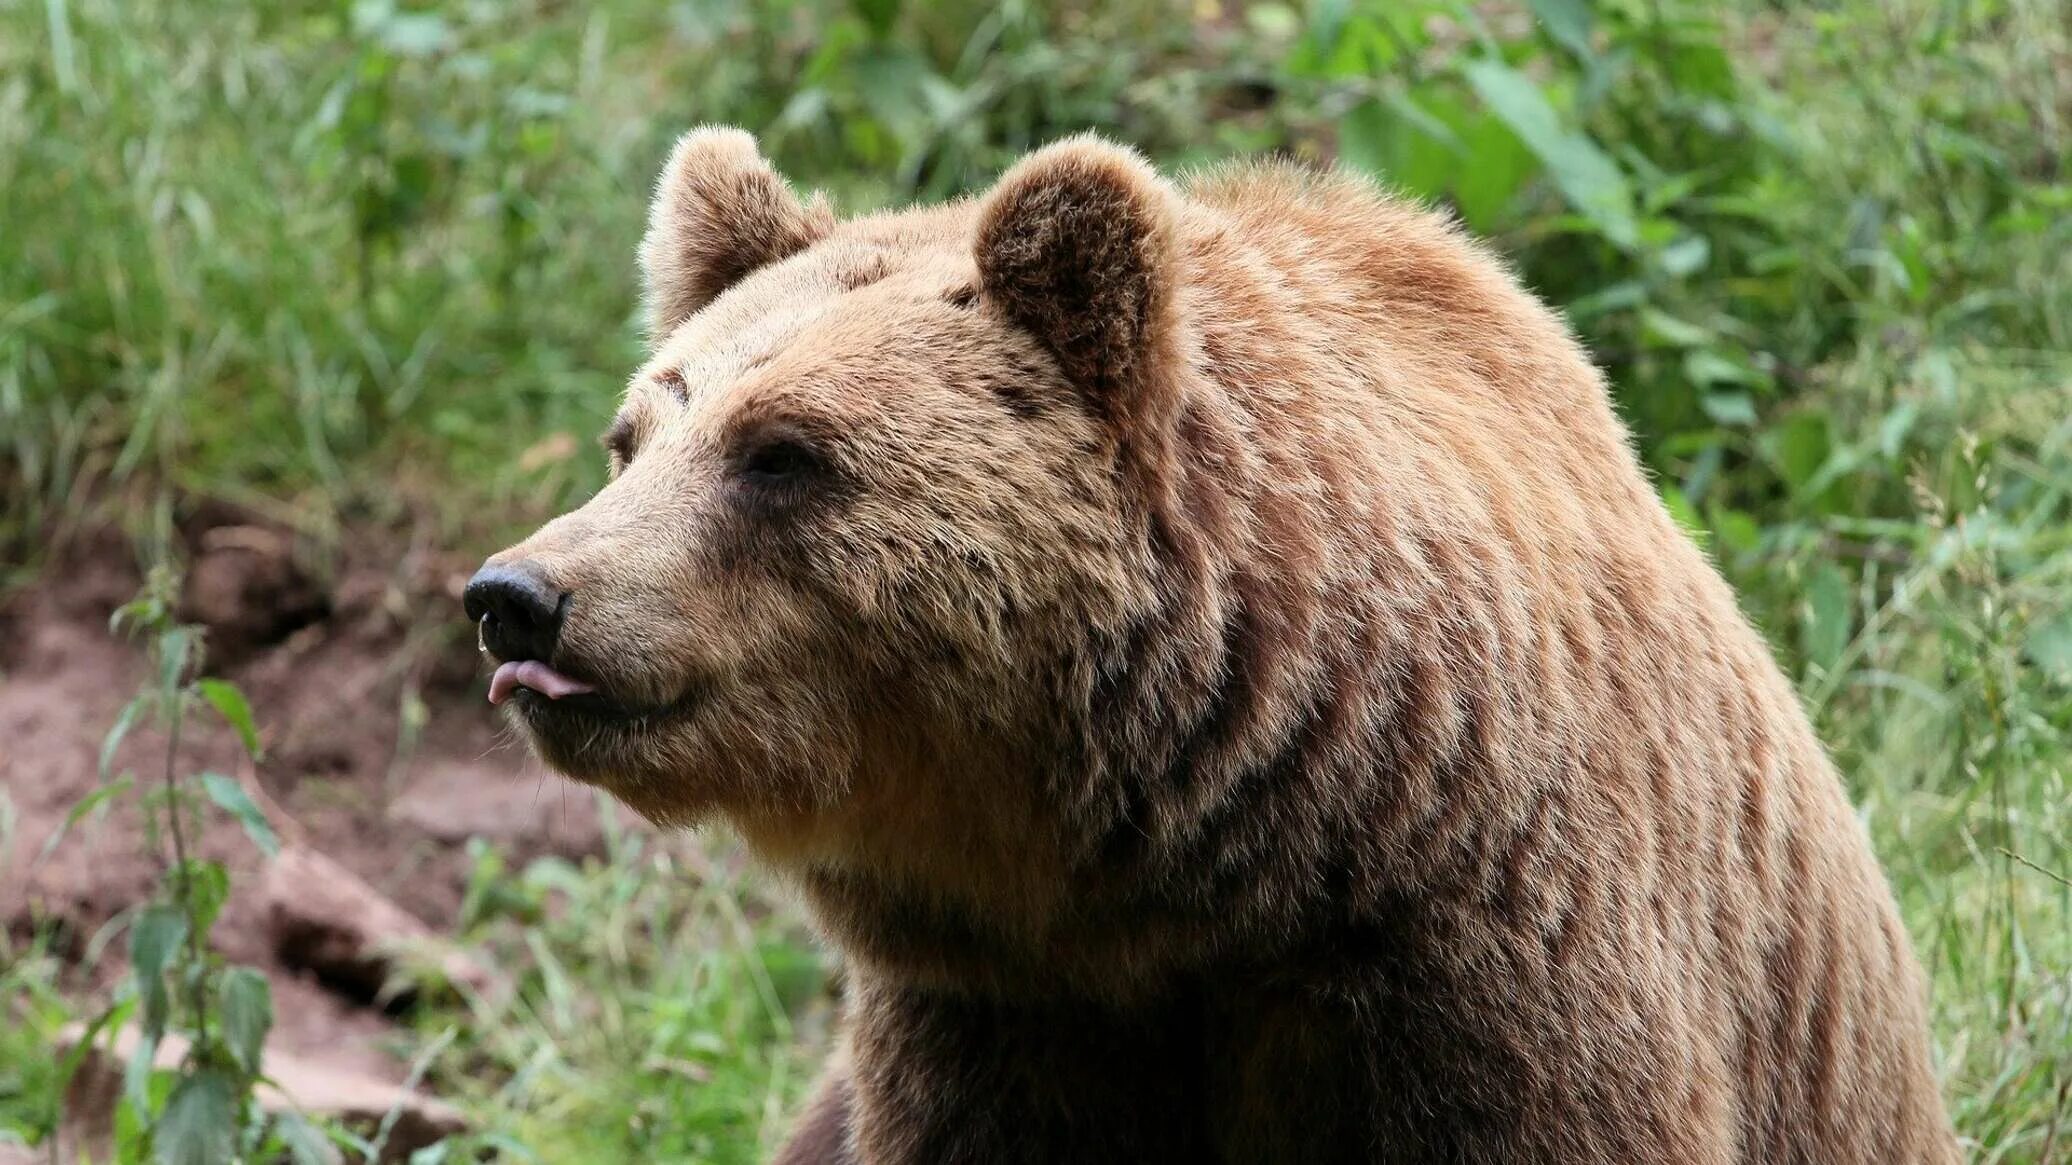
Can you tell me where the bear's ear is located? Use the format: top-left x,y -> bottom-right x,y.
974,136 -> 1180,415
639,127 -> 834,340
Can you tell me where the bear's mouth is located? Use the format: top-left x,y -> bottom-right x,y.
488,659 -> 596,704
495,662 -> 698,736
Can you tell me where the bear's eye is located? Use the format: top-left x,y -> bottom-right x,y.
736,437 -> 821,488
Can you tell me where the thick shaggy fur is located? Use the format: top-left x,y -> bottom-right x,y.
480,128 -> 1957,1163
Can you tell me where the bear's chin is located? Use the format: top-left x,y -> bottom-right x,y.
502,688 -> 803,827
506,691 -> 692,789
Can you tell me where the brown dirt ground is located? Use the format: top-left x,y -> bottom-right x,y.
0,513 -> 628,1084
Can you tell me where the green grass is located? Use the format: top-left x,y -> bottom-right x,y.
421,825 -> 827,1163
2,0 -> 2067,1160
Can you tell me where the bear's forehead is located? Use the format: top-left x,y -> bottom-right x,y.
643,224 -> 971,398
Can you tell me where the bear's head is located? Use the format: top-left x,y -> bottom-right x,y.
466,128 -> 1184,853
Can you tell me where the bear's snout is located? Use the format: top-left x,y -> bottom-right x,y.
463,560 -> 567,666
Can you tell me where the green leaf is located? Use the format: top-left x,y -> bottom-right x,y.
100,694 -> 149,779
1658,485 -> 1706,546
1686,351 -> 1759,390
1336,98 -> 1391,180
1656,234 -> 1710,278
1640,308 -> 1712,349
41,775 -> 134,860
219,968 -> 273,1074
156,1069 -> 238,1165
1445,103 -> 1535,231
174,860 -> 232,938
850,45 -> 935,144
1700,392 -> 1757,427
1800,563 -> 1852,675
125,1028 -> 162,1123
1667,37 -> 1737,100
1529,0 -> 1594,61
1336,93 -> 1487,211
1877,401 -> 1920,458
131,905 -> 188,1035
851,0 -> 899,37
1461,59 -> 1638,248
1709,506 -> 1762,555
273,1111 -> 343,1165
2027,612 -> 2072,682
1763,412 -> 1835,498
157,627 -> 195,701
53,1001 -> 128,1121
201,772 -> 280,857
196,679 -> 263,760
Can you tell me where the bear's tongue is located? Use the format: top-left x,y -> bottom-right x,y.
488,660 -> 596,705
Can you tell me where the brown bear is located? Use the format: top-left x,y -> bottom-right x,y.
463,127 -> 1958,1163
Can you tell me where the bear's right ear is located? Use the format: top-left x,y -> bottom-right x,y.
639,127 -> 834,340
974,137 -> 1180,422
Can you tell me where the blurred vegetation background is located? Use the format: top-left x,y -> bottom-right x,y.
1,0 -> 2067,1161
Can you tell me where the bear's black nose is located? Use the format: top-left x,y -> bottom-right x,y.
463,563 -> 566,664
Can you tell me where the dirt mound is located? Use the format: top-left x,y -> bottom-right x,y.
0,514 -> 632,1095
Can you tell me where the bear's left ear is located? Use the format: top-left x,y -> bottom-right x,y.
639,127 -> 834,341
975,136 -> 1180,418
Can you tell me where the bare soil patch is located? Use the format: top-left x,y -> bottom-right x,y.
1,512 -> 625,1096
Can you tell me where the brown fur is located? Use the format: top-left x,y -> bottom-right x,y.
480,130 -> 1958,1163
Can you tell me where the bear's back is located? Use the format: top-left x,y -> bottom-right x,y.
1059,163 -> 1958,1161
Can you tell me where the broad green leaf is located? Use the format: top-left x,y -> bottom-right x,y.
1307,0 -> 1353,63
131,905 -> 188,1035
1640,308 -> 1712,349
1800,563 -> 1852,675
1709,506 -> 1762,555
1686,350 -> 1761,389
1381,90 -> 1462,153
196,679 -> 263,760
273,1111 -> 344,1165
125,1028 -> 161,1122
219,967 -> 273,1074
201,772 -> 280,857
1529,0 -> 1594,61
1336,98 -> 1394,182
1700,392 -> 1757,427
1461,59 -> 1638,248
100,694 -> 149,779
851,45 -> 935,144
1338,94 -> 1476,209
157,627 -> 195,701
1763,412 -> 1834,498
1445,102 -> 1535,231
156,1069 -> 237,1165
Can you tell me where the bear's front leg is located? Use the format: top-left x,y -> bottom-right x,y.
839,975 -> 1214,1165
